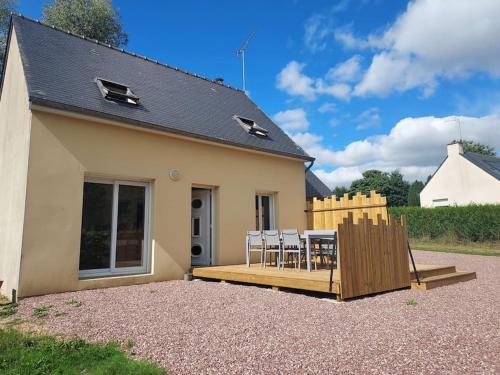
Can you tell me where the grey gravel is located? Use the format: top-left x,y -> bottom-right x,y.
13,251 -> 500,374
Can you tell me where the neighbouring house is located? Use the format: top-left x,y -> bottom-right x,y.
0,15 -> 314,299
305,170 -> 331,200
420,141 -> 500,207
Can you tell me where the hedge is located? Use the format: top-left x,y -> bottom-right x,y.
388,204 -> 500,242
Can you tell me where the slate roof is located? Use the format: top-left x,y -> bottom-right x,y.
305,170 -> 331,199
463,152 -> 500,181
3,15 -> 312,161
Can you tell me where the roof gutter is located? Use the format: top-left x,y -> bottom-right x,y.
29,97 -> 315,163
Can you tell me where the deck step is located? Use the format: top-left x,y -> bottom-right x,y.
410,265 -> 456,279
411,271 -> 476,290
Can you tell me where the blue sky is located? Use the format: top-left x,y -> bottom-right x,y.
16,0 -> 500,187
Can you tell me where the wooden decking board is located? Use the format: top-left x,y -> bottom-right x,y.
410,265 -> 456,279
411,271 -> 476,290
193,264 -> 341,294
194,263 -> 475,296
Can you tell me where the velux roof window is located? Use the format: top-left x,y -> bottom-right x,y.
96,78 -> 139,105
234,115 -> 269,137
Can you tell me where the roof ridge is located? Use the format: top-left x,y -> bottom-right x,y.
11,13 -> 244,93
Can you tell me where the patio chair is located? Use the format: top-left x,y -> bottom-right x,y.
246,231 -> 264,267
263,230 -> 282,268
315,236 -> 337,269
280,229 -> 304,270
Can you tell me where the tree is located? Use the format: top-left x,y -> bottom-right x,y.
0,0 -> 15,72
349,169 -> 409,207
461,140 -> 496,156
386,171 -> 410,207
332,186 -> 348,197
350,170 -> 390,196
43,0 -> 127,47
407,180 -> 424,206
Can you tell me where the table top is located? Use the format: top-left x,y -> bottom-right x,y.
303,230 -> 337,236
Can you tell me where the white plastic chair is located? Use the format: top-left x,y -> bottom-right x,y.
263,230 -> 281,268
281,229 -> 303,270
246,231 -> 264,267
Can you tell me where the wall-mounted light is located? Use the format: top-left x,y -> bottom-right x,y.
169,169 -> 181,181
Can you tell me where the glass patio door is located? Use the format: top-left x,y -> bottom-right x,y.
79,180 -> 150,278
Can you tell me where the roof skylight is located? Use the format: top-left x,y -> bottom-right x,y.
234,115 -> 269,137
96,78 -> 139,105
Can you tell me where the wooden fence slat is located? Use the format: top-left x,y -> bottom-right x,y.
306,191 -> 388,231
338,213 -> 410,299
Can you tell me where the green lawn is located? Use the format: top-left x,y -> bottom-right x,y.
411,240 -> 500,256
0,329 -> 165,375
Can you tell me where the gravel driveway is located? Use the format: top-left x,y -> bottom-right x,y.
11,251 -> 500,374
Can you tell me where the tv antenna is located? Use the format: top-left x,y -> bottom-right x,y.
236,31 -> 255,93
445,116 -> 463,141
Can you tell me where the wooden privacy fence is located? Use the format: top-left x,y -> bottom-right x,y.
337,213 -> 410,299
306,191 -> 388,230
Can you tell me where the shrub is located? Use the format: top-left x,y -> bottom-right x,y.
389,204 -> 500,242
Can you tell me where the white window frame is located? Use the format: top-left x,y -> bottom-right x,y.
256,193 -> 275,231
79,178 -> 151,279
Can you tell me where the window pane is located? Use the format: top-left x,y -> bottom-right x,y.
79,182 -> 113,270
261,196 -> 271,230
115,185 -> 145,268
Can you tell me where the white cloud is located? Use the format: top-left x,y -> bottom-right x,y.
276,61 -> 353,101
276,61 -> 316,100
303,1 -> 350,52
315,80 -> 352,101
304,15 -> 332,53
355,107 -> 381,130
290,132 -> 323,149
318,102 -> 336,113
272,108 -> 310,132
326,55 -> 362,82
352,0 -> 500,96
294,115 -> 500,187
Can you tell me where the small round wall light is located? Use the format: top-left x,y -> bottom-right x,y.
169,169 -> 181,181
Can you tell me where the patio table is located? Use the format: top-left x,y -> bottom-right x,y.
302,230 -> 337,272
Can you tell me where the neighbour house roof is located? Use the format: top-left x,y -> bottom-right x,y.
3,15 -> 312,161
462,152 -> 500,181
305,170 -> 331,199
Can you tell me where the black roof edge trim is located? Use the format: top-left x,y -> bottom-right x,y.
29,97 -> 315,162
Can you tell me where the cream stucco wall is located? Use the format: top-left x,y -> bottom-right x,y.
420,144 -> 500,207
16,109 -> 307,297
0,30 -> 32,300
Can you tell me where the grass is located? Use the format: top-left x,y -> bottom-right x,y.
406,299 -> 417,306
410,239 -> 500,256
67,298 -> 82,307
0,329 -> 165,375
32,304 -> 53,318
0,303 -> 18,318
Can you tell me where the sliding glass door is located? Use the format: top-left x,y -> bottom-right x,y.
79,180 -> 150,278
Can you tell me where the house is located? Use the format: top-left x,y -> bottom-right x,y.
420,142 -> 500,207
305,170 -> 331,200
0,15 -> 314,300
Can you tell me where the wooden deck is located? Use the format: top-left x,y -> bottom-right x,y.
192,263 -> 464,298
193,264 -> 341,294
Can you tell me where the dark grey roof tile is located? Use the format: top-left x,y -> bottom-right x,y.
9,15 -> 312,161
